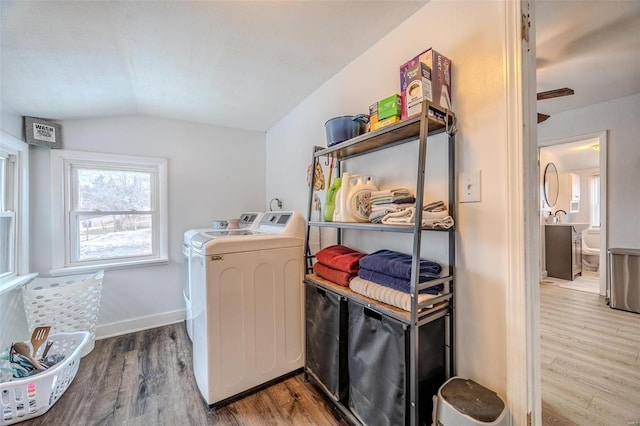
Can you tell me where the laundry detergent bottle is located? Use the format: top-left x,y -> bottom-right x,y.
346,175 -> 378,222
324,177 -> 342,222
333,173 -> 360,222
332,173 -> 353,222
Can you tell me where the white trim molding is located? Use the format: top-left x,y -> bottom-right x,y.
0,131 -> 30,289
505,0 -> 540,424
96,308 -> 185,340
50,149 -> 169,272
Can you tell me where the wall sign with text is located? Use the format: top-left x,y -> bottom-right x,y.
24,116 -> 63,149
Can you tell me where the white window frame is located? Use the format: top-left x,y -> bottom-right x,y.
589,173 -> 600,229
0,131 -> 33,294
51,150 -> 168,274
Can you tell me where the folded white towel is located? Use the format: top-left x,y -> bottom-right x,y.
423,200 -> 447,212
422,216 -> 455,229
381,207 -> 415,224
371,203 -> 413,211
349,276 -> 437,311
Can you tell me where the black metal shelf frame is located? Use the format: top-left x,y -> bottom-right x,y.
303,100 -> 457,426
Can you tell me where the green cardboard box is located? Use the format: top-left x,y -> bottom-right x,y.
377,94 -> 401,120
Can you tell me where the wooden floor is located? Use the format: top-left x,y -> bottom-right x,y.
21,324 -> 348,426
18,285 -> 640,425
540,283 -> 640,425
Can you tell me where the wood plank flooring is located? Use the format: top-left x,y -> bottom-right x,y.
20,324 -> 348,425
17,284 -> 639,425
540,283 -> 640,426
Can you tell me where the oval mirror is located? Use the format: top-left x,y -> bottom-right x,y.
543,162 -> 559,207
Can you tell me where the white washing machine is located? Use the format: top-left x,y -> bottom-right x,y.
182,212 -> 263,341
190,211 -> 305,406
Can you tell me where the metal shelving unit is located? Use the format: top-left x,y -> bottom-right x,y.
304,100 -> 457,426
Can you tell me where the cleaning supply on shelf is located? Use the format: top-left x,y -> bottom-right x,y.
345,175 -> 378,222
324,177 -> 342,222
333,172 -> 355,222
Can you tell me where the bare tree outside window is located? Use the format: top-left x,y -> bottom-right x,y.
74,168 -> 153,262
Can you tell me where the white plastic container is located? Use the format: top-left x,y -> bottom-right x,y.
22,271 -> 104,357
433,377 -> 508,426
346,175 -> 377,222
333,172 -> 353,222
333,173 -> 377,222
0,331 -> 89,425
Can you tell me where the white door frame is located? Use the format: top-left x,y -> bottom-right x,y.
505,0 -> 540,424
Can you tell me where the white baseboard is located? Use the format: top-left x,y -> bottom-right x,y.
96,309 -> 185,340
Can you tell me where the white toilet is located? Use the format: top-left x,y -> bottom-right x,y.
582,228 -> 600,271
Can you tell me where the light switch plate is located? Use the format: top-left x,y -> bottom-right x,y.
459,170 -> 481,203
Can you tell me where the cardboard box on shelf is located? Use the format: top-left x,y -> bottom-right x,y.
370,115 -> 400,131
377,94 -> 401,120
368,103 -> 378,131
400,48 -> 452,118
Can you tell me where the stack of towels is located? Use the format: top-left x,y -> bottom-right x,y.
380,200 -> 455,229
350,249 -> 443,311
365,188 -> 415,223
313,244 -> 367,287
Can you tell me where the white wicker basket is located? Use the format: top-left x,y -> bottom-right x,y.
0,331 -> 89,425
21,271 -> 104,357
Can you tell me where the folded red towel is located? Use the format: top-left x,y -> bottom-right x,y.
316,244 -> 366,273
313,262 -> 356,287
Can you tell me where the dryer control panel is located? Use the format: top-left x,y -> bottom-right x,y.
262,212 -> 292,226
257,211 -> 305,237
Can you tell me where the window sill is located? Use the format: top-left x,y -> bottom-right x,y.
0,273 -> 38,295
49,258 -> 169,276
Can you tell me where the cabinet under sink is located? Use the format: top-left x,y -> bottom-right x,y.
545,224 -> 582,280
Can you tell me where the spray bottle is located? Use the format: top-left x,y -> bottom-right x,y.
324,177 -> 342,222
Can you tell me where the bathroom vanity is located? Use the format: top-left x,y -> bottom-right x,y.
545,224 -> 583,280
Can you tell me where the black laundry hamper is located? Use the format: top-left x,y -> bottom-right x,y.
305,282 -> 349,401
347,299 -> 446,426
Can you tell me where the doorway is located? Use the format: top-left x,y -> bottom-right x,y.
538,131 -> 608,296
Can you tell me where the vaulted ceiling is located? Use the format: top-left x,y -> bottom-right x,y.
2,1 -> 639,132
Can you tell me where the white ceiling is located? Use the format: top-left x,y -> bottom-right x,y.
535,0 -> 640,119
541,138 -> 600,170
1,1 -> 639,132
0,1 -> 426,132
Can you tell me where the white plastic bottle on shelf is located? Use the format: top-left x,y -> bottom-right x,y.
333,172 -> 354,222
346,175 -> 378,222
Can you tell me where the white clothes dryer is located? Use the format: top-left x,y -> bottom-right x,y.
190,211 -> 305,406
182,212 -> 263,341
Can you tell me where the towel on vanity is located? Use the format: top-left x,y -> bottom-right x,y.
315,244 -> 366,273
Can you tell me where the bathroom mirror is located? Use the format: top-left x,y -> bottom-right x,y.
543,162 -> 559,207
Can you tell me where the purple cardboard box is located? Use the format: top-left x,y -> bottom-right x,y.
400,49 -> 452,118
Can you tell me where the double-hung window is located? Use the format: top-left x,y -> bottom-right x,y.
51,150 -> 168,273
0,149 -> 17,280
0,131 -> 30,291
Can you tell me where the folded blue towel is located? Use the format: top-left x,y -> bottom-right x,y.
358,268 -> 442,294
359,249 -> 442,280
